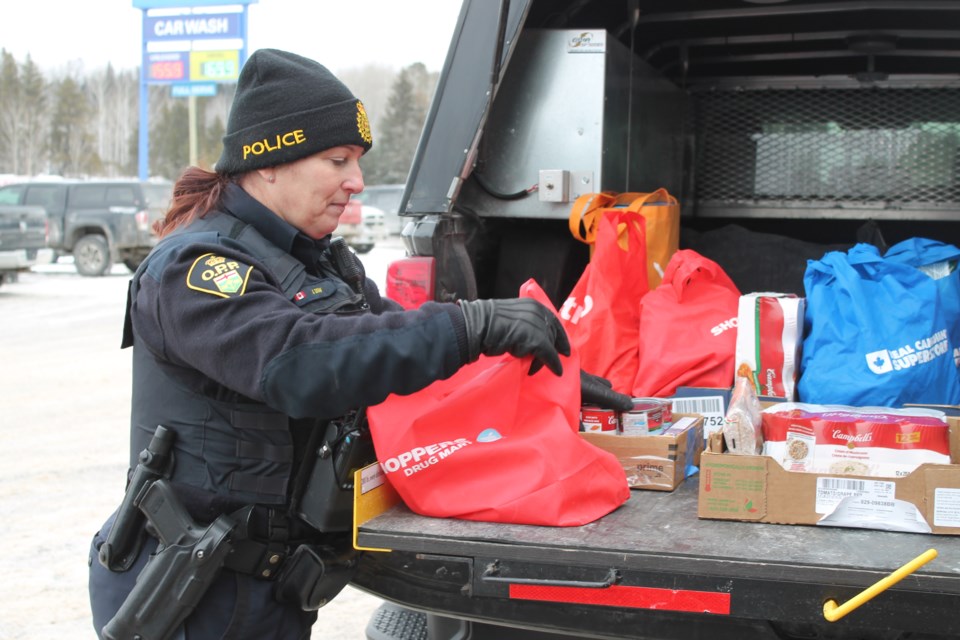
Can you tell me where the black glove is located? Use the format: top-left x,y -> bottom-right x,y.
459,298 -> 571,376
580,370 -> 633,412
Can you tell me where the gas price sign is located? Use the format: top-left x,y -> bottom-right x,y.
147,54 -> 188,82
191,51 -> 240,82
140,5 -> 247,86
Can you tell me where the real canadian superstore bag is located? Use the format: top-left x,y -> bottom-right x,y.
367,279 -> 630,527
798,242 -> 960,407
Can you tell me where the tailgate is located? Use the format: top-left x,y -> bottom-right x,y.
354,477 -> 960,639
0,206 -> 47,251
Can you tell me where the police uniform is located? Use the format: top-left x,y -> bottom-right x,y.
89,179 -> 471,637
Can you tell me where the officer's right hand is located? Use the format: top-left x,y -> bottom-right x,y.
458,298 -> 571,376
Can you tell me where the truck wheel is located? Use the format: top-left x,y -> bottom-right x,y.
74,235 -> 112,277
353,243 -> 374,254
123,257 -> 143,272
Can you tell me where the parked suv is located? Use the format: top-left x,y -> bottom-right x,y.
0,178 -> 173,276
354,184 -> 405,235
338,198 -> 376,254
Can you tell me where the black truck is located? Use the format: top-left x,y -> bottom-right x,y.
0,179 -> 173,276
0,204 -> 48,287
350,1 -> 960,639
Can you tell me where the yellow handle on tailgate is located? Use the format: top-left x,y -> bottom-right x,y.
823,549 -> 938,622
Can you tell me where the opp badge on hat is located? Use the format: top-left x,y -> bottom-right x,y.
356,101 -> 372,146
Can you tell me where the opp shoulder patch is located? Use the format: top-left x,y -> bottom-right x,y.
186,253 -> 253,298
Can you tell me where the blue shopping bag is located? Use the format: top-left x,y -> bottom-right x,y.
885,237 -> 960,337
798,242 -> 960,407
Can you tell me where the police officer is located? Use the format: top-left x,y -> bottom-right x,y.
88,48 -> 631,640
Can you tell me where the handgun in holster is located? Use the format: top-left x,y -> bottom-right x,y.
101,478 -> 250,640
99,424 -> 175,572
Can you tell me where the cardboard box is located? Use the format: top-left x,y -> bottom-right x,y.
582,414 -> 704,491
697,416 -> 960,535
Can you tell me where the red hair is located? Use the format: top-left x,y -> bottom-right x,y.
153,167 -> 232,238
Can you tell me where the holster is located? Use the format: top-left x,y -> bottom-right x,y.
273,542 -> 362,610
99,425 -> 174,572
101,480 -> 248,640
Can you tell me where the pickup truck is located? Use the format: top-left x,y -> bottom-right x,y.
0,204 -> 47,286
350,1 -> 960,639
0,179 -> 173,276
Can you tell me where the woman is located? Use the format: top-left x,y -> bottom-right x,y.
88,48 -> 629,640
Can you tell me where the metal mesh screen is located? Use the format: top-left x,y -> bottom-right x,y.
692,88 -> 960,210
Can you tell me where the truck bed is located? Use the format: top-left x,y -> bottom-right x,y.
354,476 -> 960,639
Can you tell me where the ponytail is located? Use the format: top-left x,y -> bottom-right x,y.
154,167 -> 232,238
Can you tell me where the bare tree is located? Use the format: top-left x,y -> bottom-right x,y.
19,56 -> 48,176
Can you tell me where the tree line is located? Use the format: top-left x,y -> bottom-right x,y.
0,49 -> 437,185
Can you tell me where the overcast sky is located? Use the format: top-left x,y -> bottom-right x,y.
0,0 -> 463,75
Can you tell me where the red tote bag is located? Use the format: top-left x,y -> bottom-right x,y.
560,210 -> 648,394
633,250 -> 742,398
367,279 -> 630,527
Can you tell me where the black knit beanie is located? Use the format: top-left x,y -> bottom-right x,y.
216,48 -> 373,174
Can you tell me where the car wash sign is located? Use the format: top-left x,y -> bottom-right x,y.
134,0 -> 256,86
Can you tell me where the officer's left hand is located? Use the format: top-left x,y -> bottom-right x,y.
580,370 -> 633,412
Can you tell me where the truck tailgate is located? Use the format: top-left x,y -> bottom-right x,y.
0,205 -> 47,270
354,477 -> 960,638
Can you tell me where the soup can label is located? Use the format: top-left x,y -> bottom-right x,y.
620,398 -> 666,436
581,404 -> 618,432
661,402 -> 673,428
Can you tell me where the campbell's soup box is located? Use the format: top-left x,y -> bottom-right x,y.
735,293 -> 804,401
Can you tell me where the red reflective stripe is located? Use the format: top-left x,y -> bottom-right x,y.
509,584 -> 731,614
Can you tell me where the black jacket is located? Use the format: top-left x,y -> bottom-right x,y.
123,183 -> 468,513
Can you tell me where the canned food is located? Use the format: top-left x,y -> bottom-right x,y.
661,401 -> 673,428
580,404 -> 619,432
620,398 -> 666,436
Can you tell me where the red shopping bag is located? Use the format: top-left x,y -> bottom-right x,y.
366,279 -> 630,527
560,210 -> 648,394
633,250 -> 742,397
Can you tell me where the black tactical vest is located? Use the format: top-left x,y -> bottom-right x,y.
123,211 -> 367,509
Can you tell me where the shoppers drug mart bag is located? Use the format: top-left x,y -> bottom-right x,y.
367,280 -> 630,527
633,250 -> 742,398
798,243 -> 960,407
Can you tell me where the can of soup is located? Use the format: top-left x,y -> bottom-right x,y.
580,404 -> 619,432
620,398 -> 666,435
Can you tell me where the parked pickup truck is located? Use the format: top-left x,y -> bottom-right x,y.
0,179 -> 173,276
0,204 -> 48,286
350,1 -> 960,639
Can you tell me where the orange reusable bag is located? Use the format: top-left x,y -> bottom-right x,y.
569,188 -> 680,289
560,210 -> 648,395
366,279 -> 630,527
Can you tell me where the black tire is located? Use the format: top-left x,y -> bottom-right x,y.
123,257 -> 143,272
74,234 -> 112,277
353,243 -> 375,254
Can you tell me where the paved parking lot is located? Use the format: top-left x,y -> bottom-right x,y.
0,238 -> 405,639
